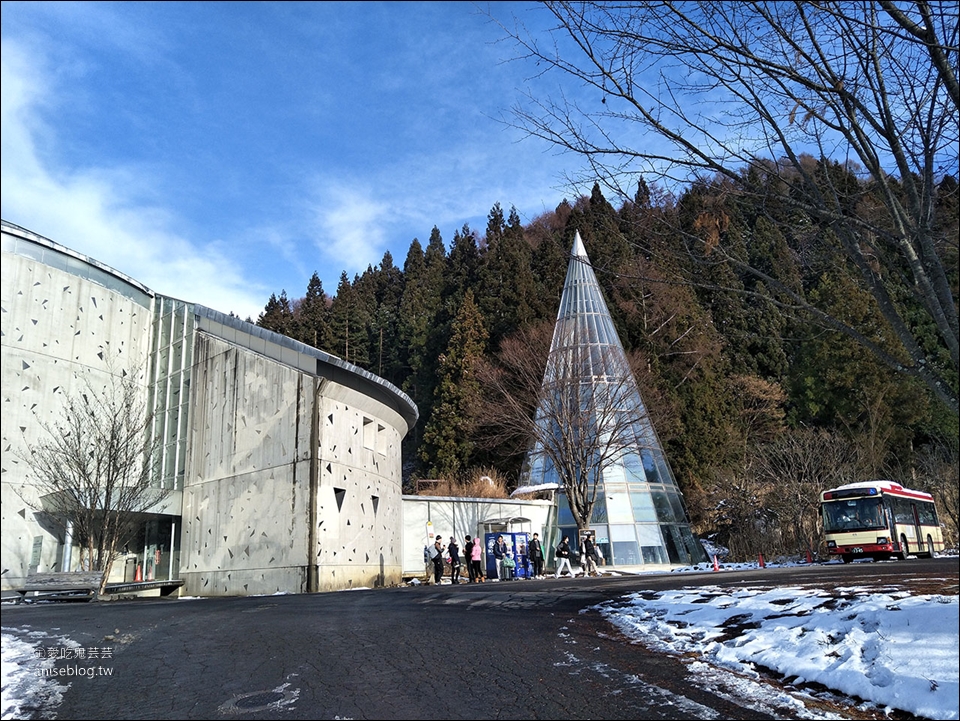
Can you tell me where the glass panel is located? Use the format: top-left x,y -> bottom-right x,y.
160,311 -> 172,349
668,493 -> 687,523
641,449 -> 661,484
166,408 -> 179,444
558,495 -> 576,526
679,526 -> 706,564
606,488 -> 633,523
613,541 -> 641,565
172,308 -> 184,344
624,453 -> 645,483
164,442 -> 177,483
641,544 -> 668,564
589,499 -> 608,524
171,341 -> 184,372
652,490 -> 676,522
662,525 -> 685,564
631,490 -> 659,522
637,523 -> 667,563
158,345 -> 170,378
656,455 -> 676,488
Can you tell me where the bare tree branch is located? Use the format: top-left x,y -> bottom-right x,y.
495,0 -> 959,412
16,360 -> 165,594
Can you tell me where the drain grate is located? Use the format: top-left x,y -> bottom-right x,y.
219,688 -> 298,714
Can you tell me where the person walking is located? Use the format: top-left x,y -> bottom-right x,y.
448,536 -> 462,584
529,533 -> 545,578
492,535 -> 509,581
555,535 -> 574,578
581,532 -> 599,577
463,535 -> 475,583
470,534 -> 484,582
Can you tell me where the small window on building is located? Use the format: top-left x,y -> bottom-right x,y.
363,417 -> 375,450
376,423 -> 387,455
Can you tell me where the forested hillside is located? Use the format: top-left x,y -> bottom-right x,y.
256,168 -> 959,560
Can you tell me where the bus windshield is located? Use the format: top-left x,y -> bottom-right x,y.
822,497 -> 885,532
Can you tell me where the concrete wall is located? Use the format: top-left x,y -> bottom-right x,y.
1,229 -> 154,589
181,334 -> 408,595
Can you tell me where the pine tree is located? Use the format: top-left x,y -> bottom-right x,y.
256,291 -> 295,337
480,205 -> 537,349
367,251 -> 404,384
293,272 -> 330,350
328,271 -> 372,368
420,290 -> 489,479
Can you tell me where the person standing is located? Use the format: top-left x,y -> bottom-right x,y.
432,535 -> 446,585
581,532 -> 599,577
492,535 -> 509,581
463,535 -> 475,583
555,535 -> 574,578
470,535 -> 484,582
529,533 -> 545,579
448,536 -> 462,584
424,536 -> 439,584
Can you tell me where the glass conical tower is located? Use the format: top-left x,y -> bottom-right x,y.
520,231 -> 707,567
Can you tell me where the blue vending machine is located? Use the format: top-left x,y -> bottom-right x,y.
484,532 -> 531,580
484,533 -> 500,580
513,532 -> 530,579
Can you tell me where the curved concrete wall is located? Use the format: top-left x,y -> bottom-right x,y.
181,334 -> 408,594
1,220 -> 416,596
1,223 -> 155,588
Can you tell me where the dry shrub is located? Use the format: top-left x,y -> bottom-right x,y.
415,468 -> 510,499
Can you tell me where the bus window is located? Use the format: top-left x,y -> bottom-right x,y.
822,498 -> 883,530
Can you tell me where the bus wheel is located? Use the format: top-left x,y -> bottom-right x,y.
898,534 -> 909,560
841,554 -> 854,564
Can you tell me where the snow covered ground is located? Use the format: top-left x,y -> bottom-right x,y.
3,561 -> 958,720
594,582 -> 959,720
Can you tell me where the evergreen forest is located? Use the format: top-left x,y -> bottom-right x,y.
255,166 -> 959,561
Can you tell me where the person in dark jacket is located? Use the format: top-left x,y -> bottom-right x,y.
448,536 -> 462,584
463,535 -> 475,583
431,536 -> 445,584
555,536 -> 574,578
529,533 -> 545,579
581,532 -> 600,577
493,535 -> 509,581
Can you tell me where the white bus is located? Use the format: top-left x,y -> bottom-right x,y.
820,480 -> 944,563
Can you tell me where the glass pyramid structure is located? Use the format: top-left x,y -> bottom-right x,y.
520,231 -> 707,566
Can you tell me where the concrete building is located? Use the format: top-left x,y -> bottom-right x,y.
1,220 -> 418,596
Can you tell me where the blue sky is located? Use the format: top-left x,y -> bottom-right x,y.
2,1 -> 589,321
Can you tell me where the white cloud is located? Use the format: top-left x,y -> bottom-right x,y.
308,181 -> 388,278
1,37 -> 270,321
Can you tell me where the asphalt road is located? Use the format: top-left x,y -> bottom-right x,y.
4,558 -> 958,720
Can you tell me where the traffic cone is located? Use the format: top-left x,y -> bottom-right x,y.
758,552 -> 766,568
806,547 -> 814,564
135,563 -> 142,582
712,555 -> 720,572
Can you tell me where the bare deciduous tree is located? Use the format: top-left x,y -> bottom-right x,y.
497,1 -> 959,413
753,428 -> 860,557
912,435 -> 960,549
475,321 -> 661,533
17,363 -> 165,595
